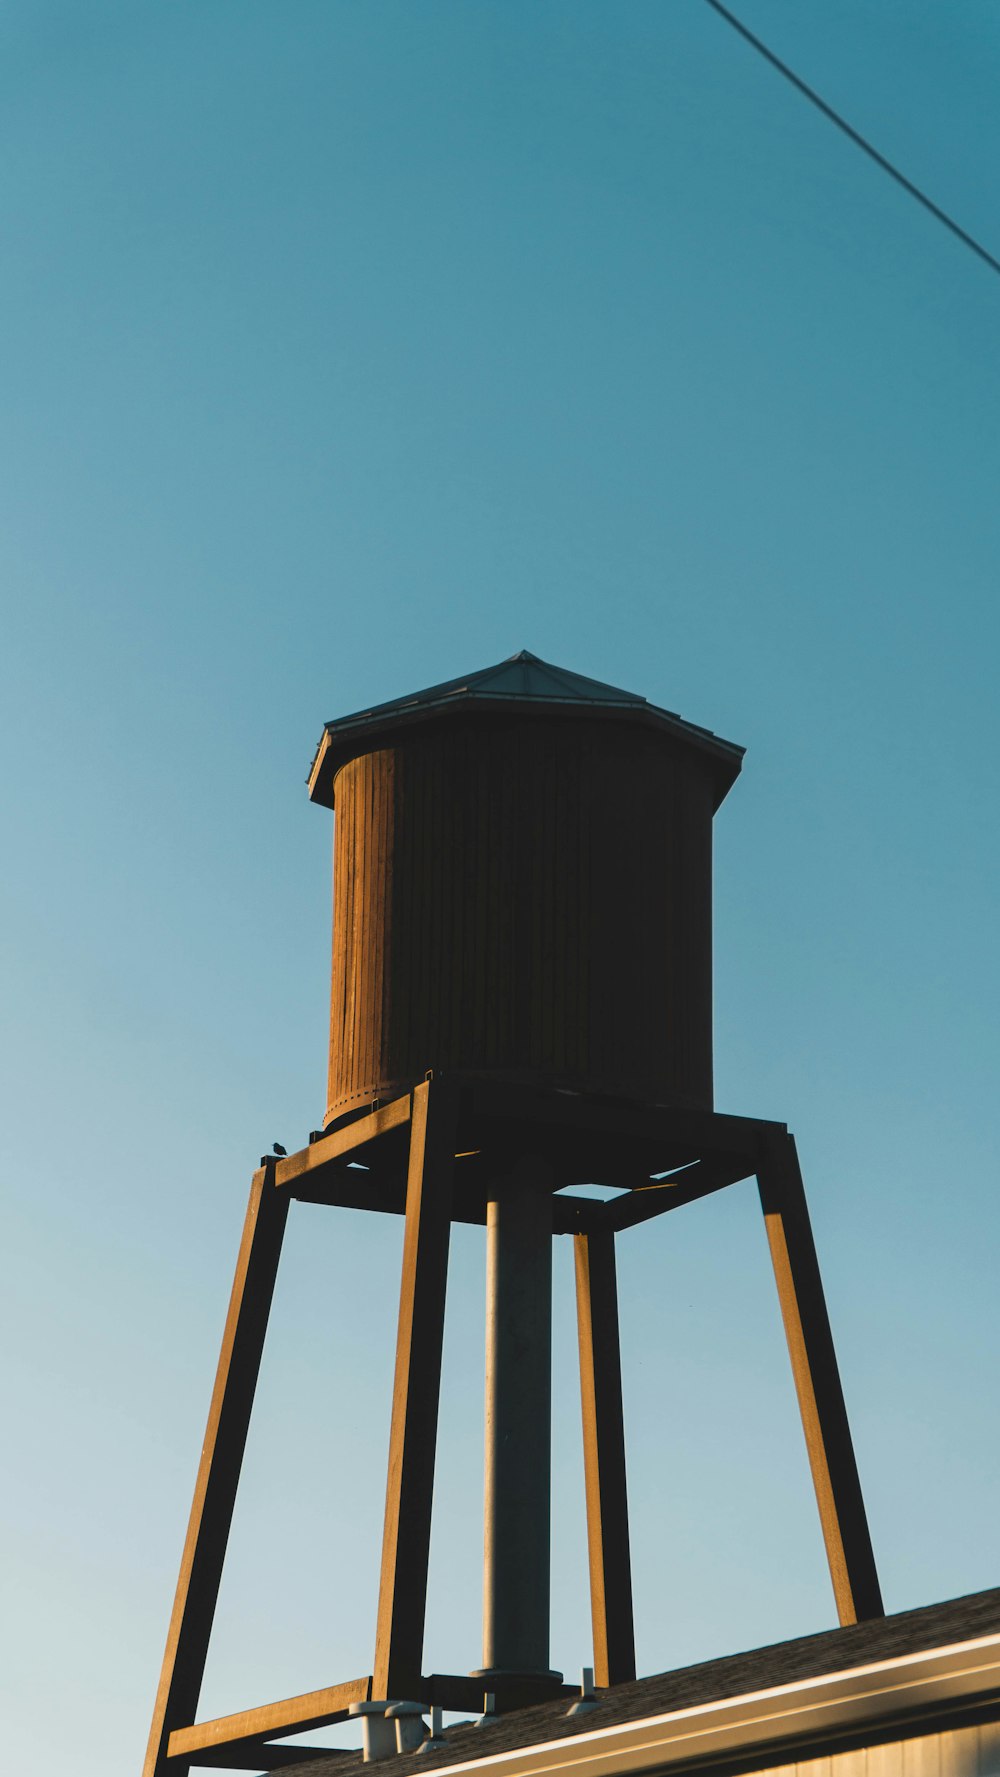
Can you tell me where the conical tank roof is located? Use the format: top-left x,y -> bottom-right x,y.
307,649 -> 743,810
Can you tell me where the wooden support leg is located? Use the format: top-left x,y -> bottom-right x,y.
373,1081 -> 458,1698
757,1132 -> 883,1625
574,1230 -> 636,1687
143,1160 -> 289,1777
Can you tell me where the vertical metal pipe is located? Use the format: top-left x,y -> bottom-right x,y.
481,1160 -> 555,1677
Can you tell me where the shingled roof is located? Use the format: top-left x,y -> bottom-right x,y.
307,650 -> 744,810
274,1587 -> 1000,1777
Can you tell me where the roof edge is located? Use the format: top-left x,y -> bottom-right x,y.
406,1632 -> 1000,1777
307,697 -> 744,811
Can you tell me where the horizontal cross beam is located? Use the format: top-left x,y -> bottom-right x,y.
273,1098 -> 412,1192
270,1084 -> 784,1207
167,1678 -> 372,1763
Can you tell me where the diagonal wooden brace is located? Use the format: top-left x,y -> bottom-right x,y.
757,1131 -> 883,1625
574,1229 -> 636,1687
143,1160 -> 289,1777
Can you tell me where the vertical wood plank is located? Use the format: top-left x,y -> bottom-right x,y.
373,1081 -> 457,1698
939,1729 -> 981,1777
868,1735 -> 903,1777
977,1719 -> 1000,1777
143,1162 -> 289,1777
902,1730 -> 941,1777
757,1132 -> 883,1625
574,1230 -> 636,1687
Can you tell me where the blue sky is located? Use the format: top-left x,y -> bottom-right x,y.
3,4 -> 1000,1772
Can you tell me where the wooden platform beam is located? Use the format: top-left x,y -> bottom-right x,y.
272,1096 -> 412,1195
166,1677 -> 371,1766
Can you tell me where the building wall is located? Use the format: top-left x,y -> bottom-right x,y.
749,1723 -> 1000,1777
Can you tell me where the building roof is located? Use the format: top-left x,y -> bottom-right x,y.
276,1587 -> 1000,1777
307,650 -> 745,810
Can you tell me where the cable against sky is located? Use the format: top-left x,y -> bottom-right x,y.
703,0 -> 1000,281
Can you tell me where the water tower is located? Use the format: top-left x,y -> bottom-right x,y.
144,651 -> 882,1776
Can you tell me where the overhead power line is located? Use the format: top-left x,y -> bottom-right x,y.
703,0 -> 1000,281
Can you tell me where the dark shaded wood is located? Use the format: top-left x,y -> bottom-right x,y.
325,720 -> 720,1124
144,1164 -> 289,1777
574,1231 -> 636,1687
280,1083 -> 779,1210
603,1155 -> 756,1233
293,1155 -> 606,1234
757,1133 -> 883,1626
373,1080 -> 458,1697
166,1678 -> 371,1763
551,1194 -> 608,1236
184,1747 -> 343,1770
422,1673 -> 576,1713
467,1079 -> 777,1167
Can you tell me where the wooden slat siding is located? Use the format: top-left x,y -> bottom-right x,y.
362,755 -> 374,1097
391,742 -> 412,1091
757,1132 -> 884,1626
558,726 -> 572,1078
371,750 -> 384,1097
426,730 -> 442,1076
574,1231 -> 636,1687
976,1719 -> 1000,1777
541,724 -> 556,1077
457,734 -> 474,1071
531,720 -> 544,1074
564,724 -> 581,1082
378,751 -> 395,1097
348,757 -> 362,1100
497,725 -> 516,1069
144,1165 -> 289,1777
273,1095 -> 411,1191
868,1739 -> 903,1777
474,729 -> 491,1072
374,1081 -> 458,1698
481,727 -> 495,1070
604,1156 -> 756,1233
401,739 -> 420,1082
693,762 -> 715,1102
326,774 -> 346,1121
338,759 -> 352,1101
362,754 -> 375,1099
325,717 -> 721,1121
351,756 -> 364,1103
167,1678 -> 372,1761
349,758 -> 361,1103
902,1735 -> 940,1777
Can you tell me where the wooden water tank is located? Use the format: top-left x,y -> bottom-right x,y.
308,652 -> 743,1127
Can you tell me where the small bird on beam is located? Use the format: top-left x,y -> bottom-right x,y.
272,1141 -> 287,1157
